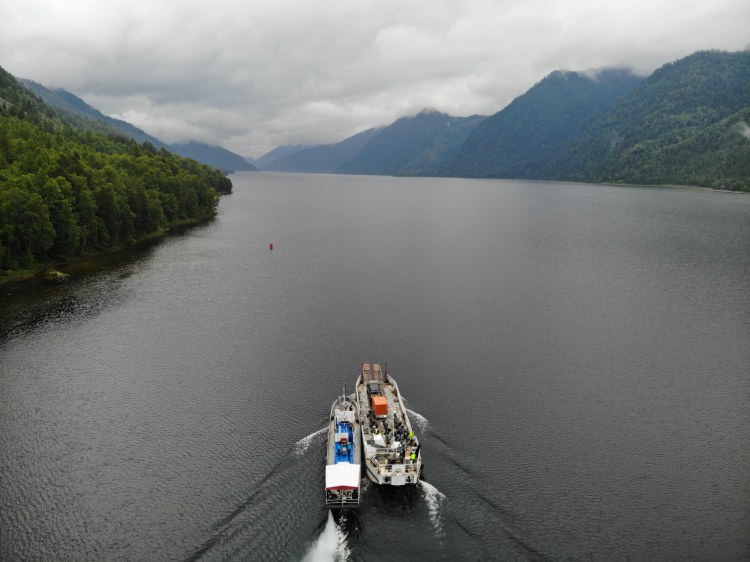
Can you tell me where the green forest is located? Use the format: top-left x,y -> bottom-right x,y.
3,49 -> 748,281
443,51 -> 750,190
558,51 -> 750,190
265,50 -> 749,191
0,67 -> 232,277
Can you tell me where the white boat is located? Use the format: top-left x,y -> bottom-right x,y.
356,363 -> 421,486
325,392 -> 362,508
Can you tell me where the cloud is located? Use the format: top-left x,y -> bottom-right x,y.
2,0 -> 749,156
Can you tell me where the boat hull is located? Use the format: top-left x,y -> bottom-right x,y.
325,394 -> 362,509
356,363 -> 421,486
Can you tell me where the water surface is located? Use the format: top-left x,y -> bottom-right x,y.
1,173 -> 749,560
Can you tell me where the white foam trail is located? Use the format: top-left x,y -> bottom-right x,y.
407,409 -> 430,432
295,427 -> 326,456
301,511 -> 349,562
420,480 -> 446,538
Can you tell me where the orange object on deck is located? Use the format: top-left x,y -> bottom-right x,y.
371,395 -> 388,417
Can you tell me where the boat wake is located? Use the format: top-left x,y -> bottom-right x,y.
301,511 -> 350,562
407,409 -> 430,432
419,480 -> 446,539
419,431 -> 548,560
295,427 -> 327,456
186,435 -> 328,561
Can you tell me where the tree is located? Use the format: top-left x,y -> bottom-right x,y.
0,185 -> 55,267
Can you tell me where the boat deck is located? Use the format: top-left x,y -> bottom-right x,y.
357,363 -> 421,484
333,421 -> 356,463
325,395 -> 361,508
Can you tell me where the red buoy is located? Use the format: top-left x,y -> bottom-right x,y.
269,243 -> 274,250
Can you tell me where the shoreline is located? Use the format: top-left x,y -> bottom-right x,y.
1,216 -> 215,288
454,175 -> 750,194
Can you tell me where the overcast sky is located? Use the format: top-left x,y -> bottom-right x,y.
1,0 -> 748,157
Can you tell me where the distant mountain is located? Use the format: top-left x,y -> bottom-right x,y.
260,112 -> 483,176
260,128 -> 380,172
25,48 -> 744,190
21,79 -> 167,146
255,145 -> 318,168
1,64 -> 232,274
338,110 -> 483,175
444,68 -> 643,178
557,50 -> 750,189
397,114 -> 485,176
21,80 -> 256,173
170,142 -> 257,172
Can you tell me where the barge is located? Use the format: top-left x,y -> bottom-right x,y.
355,363 -> 421,486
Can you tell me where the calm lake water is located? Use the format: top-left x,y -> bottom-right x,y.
1,173 -> 749,561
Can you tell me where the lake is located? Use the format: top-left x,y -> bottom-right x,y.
1,173 -> 748,561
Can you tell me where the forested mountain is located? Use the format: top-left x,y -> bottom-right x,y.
170,142 -> 257,173
254,144 -> 317,168
21,80 -> 256,173
444,69 -> 643,178
396,114 -> 485,176
0,65 -> 232,274
444,49 -> 750,190
4,46 -> 746,279
557,50 -> 750,190
338,110 -> 483,175
256,49 -> 748,190
259,128 -> 380,172
261,114 -> 483,175
21,79 -> 167,146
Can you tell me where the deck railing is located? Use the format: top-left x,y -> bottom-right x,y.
367,455 -> 421,475
325,493 -> 359,509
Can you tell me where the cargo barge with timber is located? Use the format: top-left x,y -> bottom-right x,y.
356,363 -> 422,485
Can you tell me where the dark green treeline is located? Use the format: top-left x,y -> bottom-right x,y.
0,67 -> 232,270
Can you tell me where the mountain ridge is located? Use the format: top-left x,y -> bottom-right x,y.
255,49 -> 749,190
556,50 -> 750,189
13,48 -> 750,191
258,128 -> 381,172
337,110 -> 484,175
1,65 -> 232,279
21,80 -> 257,173
443,68 -> 644,178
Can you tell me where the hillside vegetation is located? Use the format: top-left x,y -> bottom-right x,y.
337,111 -> 483,176
259,49 -> 749,191
22,79 -> 257,173
260,128 -> 381,173
0,66 -> 231,275
445,69 -> 643,178
558,50 -> 750,190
